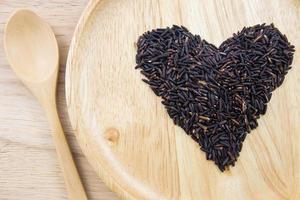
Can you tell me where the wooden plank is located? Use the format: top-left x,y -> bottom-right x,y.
0,1 -> 118,199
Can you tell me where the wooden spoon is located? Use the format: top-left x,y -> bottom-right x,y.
4,9 -> 87,200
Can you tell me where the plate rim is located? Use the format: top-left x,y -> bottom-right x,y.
65,1 -> 163,199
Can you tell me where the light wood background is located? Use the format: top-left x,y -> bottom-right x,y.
1,0 -> 300,200
0,1 -> 117,199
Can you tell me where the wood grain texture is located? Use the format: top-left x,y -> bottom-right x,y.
0,1 -> 118,200
66,0 -> 300,200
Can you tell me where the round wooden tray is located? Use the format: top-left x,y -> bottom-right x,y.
66,0 -> 300,199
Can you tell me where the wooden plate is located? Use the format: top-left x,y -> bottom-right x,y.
66,0 -> 300,199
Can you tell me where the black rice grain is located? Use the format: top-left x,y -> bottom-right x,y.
135,24 -> 295,171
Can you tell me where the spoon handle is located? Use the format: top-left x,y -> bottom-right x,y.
44,101 -> 88,200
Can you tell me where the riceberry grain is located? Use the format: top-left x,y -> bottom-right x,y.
135,24 -> 295,171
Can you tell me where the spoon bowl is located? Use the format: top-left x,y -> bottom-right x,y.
4,9 -> 58,83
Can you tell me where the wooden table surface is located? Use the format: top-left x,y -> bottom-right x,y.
0,1 -> 118,199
